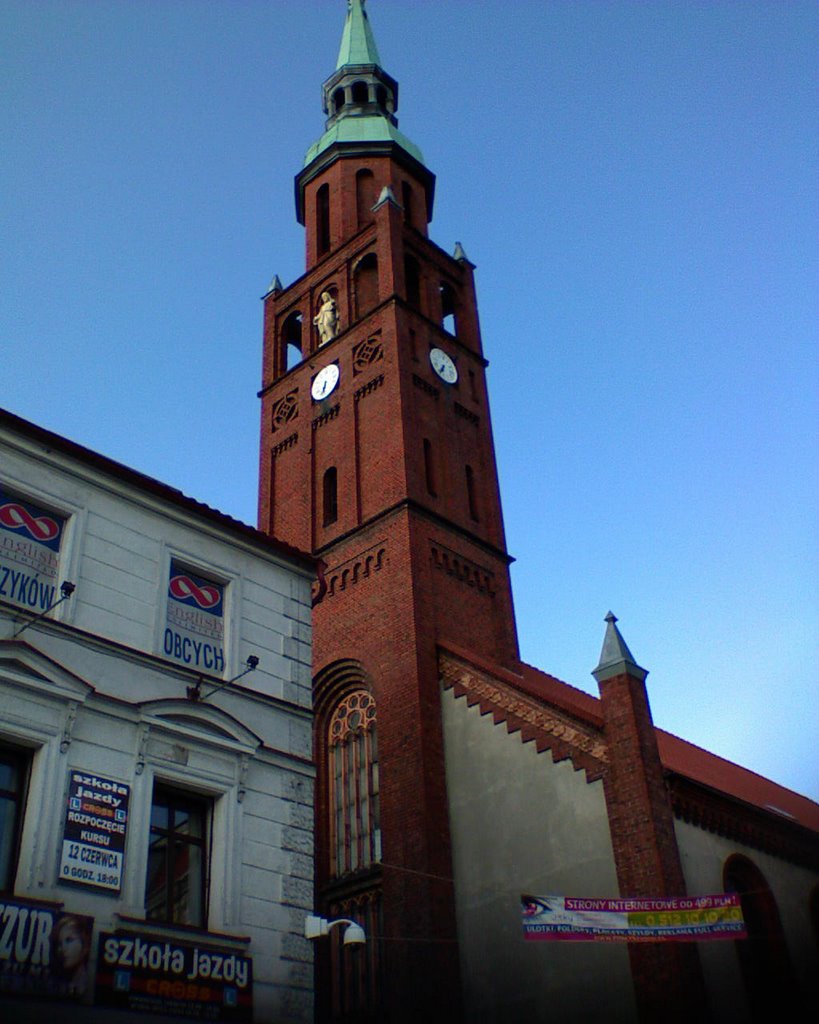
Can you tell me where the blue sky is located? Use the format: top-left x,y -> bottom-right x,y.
3,1 -> 817,800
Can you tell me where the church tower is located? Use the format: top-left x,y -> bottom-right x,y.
258,2 -> 518,1019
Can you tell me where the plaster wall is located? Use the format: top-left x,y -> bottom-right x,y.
675,818 -> 819,1022
0,423 -> 315,1024
441,685 -> 637,1023
1,430 -> 313,709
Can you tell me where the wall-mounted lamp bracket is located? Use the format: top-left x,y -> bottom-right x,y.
13,580 -> 76,637
187,654 -> 260,702
304,914 -> 366,946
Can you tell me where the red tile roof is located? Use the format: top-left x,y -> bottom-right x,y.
657,728 -> 819,833
519,660 -> 819,834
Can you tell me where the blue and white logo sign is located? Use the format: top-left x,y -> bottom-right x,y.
0,487 -> 65,612
163,561 -> 226,673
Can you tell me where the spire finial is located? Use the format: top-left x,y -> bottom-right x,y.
337,0 -> 381,70
592,611 -> 648,683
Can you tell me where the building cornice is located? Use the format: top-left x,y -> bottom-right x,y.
669,774 -> 819,871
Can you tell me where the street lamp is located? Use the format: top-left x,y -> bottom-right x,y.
304,914 -> 366,946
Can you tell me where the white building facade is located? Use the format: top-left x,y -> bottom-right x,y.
0,408 -> 316,1024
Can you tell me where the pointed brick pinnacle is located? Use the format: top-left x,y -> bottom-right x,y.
592,611 -> 648,683
262,274 -> 283,299
372,184 -> 401,211
453,241 -> 475,268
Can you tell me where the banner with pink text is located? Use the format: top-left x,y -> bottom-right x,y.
521,894 -> 746,942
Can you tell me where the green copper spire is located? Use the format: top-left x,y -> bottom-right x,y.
296,0 -> 435,226
301,0 -> 427,170
336,0 -> 382,70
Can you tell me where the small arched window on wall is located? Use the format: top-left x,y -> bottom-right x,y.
282,311 -> 303,371
440,281 -> 458,336
353,253 -> 379,320
323,467 -> 338,527
329,690 -> 380,876
356,169 -> 377,230
723,854 -> 798,1020
317,183 -> 331,258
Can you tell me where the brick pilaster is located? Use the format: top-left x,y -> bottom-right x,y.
594,614 -> 709,1022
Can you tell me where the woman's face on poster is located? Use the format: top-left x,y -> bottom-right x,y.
58,924 -> 85,970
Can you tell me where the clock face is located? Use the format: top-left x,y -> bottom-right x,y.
311,363 -> 340,401
429,347 -> 458,384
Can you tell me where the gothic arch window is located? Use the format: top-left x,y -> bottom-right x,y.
313,662 -> 384,1024
329,889 -> 383,1020
353,252 -> 379,320
355,168 -> 377,229
328,690 -> 380,876
316,183 -> 331,257
323,467 -> 338,526
351,80 -> 369,104
723,854 -> 797,1020
440,281 -> 458,336
333,87 -> 345,113
376,85 -> 388,112
282,311 -> 303,371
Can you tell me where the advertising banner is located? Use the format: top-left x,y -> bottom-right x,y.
59,771 -> 130,894
521,893 -> 746,942
0,487 -> 65,613
163,561 -> 226,673
96,932 -> 252,1020
0,899 -> 93,999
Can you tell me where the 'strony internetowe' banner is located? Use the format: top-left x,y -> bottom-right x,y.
521,894 -> 746,942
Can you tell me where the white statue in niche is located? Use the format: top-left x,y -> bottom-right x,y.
314,291 -> 339,345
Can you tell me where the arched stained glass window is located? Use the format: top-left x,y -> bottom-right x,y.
329,690 -> 380,876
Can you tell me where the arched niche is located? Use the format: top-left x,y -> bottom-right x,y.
723,854 -> 798,1019
281,311 -> 304,370
356,168 -> 377,229
353,253 -> 379,320
440,281 -> 458,335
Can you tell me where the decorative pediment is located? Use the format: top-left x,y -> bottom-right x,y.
138,698 -> 262,751
0,639 -> 94,703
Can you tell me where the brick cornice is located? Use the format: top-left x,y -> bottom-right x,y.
669,774 -> 819,871
438,650 -> 607,781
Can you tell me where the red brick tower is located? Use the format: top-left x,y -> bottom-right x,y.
257,2 -> 518,1020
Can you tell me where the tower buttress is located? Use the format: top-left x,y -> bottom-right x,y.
594,613 -> 709,1023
